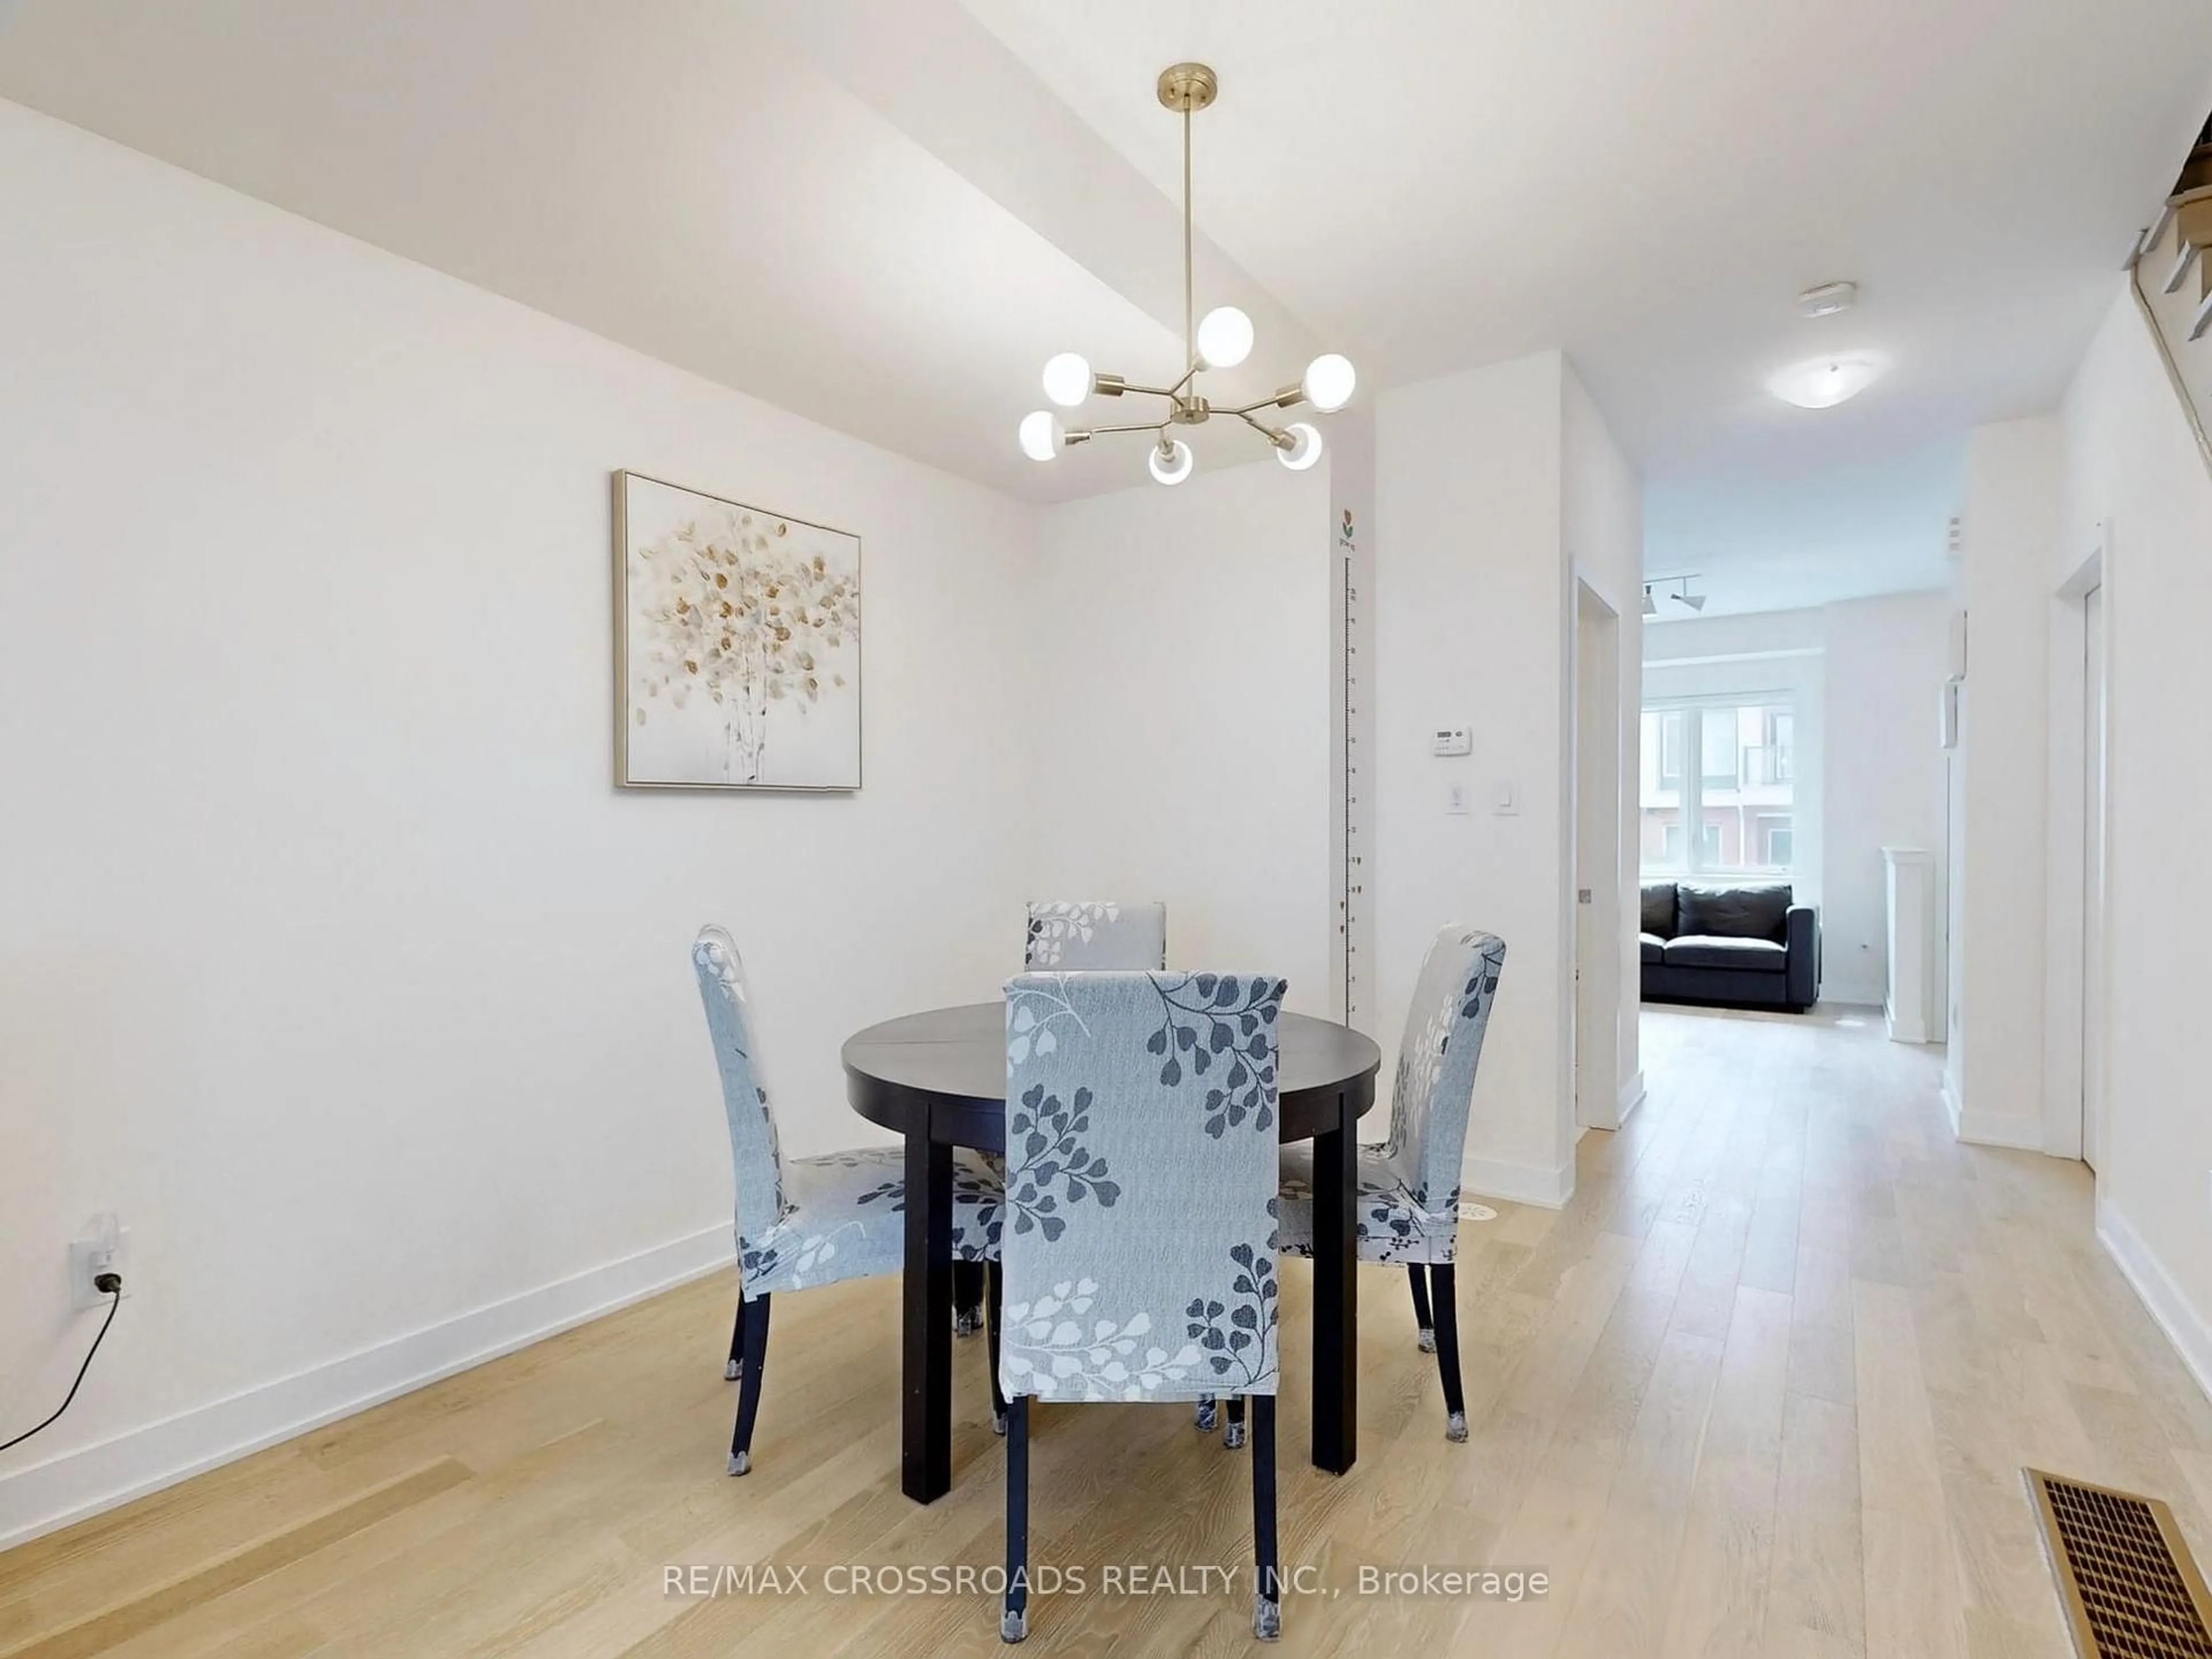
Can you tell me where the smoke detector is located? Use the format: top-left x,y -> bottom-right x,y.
1796,281 -> 1859,319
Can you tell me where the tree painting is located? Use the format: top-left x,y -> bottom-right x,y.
619,473 -> 860,789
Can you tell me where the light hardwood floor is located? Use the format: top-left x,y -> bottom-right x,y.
6,1005 -> 2211,1657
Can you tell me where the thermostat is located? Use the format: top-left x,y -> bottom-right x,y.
1431,726 -> 1472,757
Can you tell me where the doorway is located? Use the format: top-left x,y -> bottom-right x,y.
1573,580 -> 1623,1132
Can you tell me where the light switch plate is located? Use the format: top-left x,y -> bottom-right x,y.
1445,783 -> 1471,815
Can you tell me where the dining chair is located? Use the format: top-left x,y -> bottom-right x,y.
694,925 -> 1005,1471
997,969 -> 1287,1643
1021,899 -> 1169,971
953,899 -> 1172,1338
1274,926 -> 1506,1442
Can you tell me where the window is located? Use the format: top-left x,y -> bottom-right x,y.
1640,697 -> 1794,877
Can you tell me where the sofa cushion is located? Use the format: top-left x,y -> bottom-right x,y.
1677,881 -> 1792,942
1639,881 -> 1678,937
1639,931 -> 1665,964
1663,934 -> 1788,972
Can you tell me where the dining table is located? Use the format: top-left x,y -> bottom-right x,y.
843,1000 -> 1382,1505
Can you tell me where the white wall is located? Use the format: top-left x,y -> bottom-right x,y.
1372,351 -> 1640,1206
2059,285 -> 2212,1397
0,101 -> 1039,1544
1643,595 -> 1951,1010
1375,352 -> 1566,1203
1823,594 -> 1951,1009
1027,460 -> 1337,1006
1946,416 -> 2060,1146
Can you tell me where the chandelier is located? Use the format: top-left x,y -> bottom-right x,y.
1017,62 -> 1357,486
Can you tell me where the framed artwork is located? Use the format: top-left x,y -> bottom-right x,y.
614,471 -> 862,790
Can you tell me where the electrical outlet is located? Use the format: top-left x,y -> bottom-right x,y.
68,1214 -> 130,1310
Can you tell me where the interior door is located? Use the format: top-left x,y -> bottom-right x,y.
2082,582 -> 2107,1171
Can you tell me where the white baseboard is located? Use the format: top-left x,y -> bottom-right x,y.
0,1223 -> 734,1551
2097,1195 -> 2212,1407
1463,1153 -> 1574,1210
1953,1109 -> 2046,1150
1825,974 -> 1884,1010
1616,1071 -> 1646,1126
1941,1074 -> 1964,1137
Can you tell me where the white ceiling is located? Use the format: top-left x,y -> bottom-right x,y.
955,0 -> 2212,607
5,1 -> 2212,603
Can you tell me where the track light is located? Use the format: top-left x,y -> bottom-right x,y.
1645,575 -> 1707,618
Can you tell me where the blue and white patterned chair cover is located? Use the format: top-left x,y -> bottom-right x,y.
1022,900 -> 1168,970
693,925 -> 1002,1471
953,899 -> 1169,1339
1274,926 -> 1504,1444
996,969 -> 1287,1642
1276,927 -> 1505,1265
694,927 -> 1002,1295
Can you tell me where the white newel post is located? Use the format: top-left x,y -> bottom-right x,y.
1884,847 -> 1936,1044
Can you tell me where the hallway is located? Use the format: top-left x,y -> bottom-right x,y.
1532,1005 -> 2212,1657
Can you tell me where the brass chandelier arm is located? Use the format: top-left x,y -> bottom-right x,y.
1225,384 -> 1310,418
1095,376 -> 1183,400
1065,418 -> 1172,445
1235,410 -> 1294,449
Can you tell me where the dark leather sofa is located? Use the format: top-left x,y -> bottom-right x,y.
1640,880 -> 1819,1013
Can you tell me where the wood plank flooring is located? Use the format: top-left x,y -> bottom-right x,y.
5,1004 -> 2210,1656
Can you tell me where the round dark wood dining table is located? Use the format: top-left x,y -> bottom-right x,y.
843,1001 -> 1382,1505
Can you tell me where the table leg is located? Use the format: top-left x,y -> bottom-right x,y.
902,1128 -> 953,1502
1310,1087 -> 1358,1474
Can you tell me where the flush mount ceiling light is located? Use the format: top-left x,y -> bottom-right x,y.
1646,575 -> 1707,618
1017,62 -> 1356,485
1768,351 -> 1884,410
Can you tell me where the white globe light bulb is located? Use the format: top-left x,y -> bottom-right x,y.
1196,305 -> 1254,369
1302,353 -> 1357,413
1018,410 -> 1063,462
1277,422 -> 1324,472
1147,438 -> 1194,486
1041,352 -> 1093,408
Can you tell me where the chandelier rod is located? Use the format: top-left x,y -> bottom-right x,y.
1183,103 -> 1194,377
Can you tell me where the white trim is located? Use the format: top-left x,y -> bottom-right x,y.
1616,1071 -> 1646,1126
1641,646 -> 1824,668
2042,536 -> 2107,1161
1942,1074 -> 1964,1137
2097,1196 -> 2212,1407
0,1224 -> 734,1551
1462,1153 -> 1575,1210
1953,1109 -> 2046,1151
